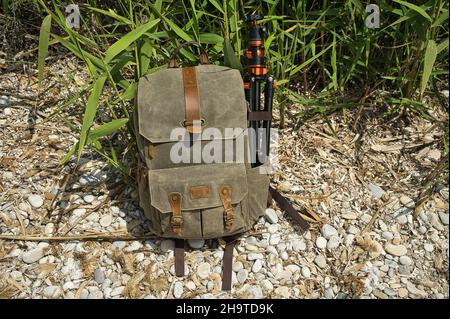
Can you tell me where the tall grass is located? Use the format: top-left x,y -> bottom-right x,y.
33,0 -> 448,170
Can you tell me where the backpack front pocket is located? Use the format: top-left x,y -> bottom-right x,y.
147,163 -> 249,239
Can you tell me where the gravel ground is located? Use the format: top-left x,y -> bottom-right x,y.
0,59 -> 448,299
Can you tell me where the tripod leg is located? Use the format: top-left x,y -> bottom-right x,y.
262,75 -> 274,164
250,77 -> 261,167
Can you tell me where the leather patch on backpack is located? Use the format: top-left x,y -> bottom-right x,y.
190,186 -> 209,199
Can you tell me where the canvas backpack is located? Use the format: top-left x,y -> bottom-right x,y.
134,41 -> 309,291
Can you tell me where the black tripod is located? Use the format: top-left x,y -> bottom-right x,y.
242,15 -> 275,168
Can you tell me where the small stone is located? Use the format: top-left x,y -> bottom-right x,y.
79,289 -> 89,299
232,261 -> 243,272
252,259 -> 262,273
248,285 -> 263,299
383,288 -> 397,297
336,292 -> 348,299
344,235 -> 355,246
424,243 -> 434,252
99,214 -> 113,227
260,279 -> 273,291
396,215 -> 408,225
429,213 -> 444,231
267,224 -> 278,234
382,232 -> 394,240
280,251 -> 289,260
406,281 -> 427,297
398,265 -> 410,276
286,265 -> 300,273
3,107 -> 11,115
186,281 -> 196,290
418,226 -> 427,234
321,224 -> 338,239
372,289 -> 388,299
112,241 -> 126,250
73,208 -> 86,216
342,212 -> 358,220
324,288 -> 335,299
197,262 -> 211,279
0,96 -> 10,106
187,239 -> 205,249
274,286 -> 290,298
301,266 -> 311,278
314,255 -> 327,269
427,149 -> 441,161
173,281 -> 183,299
44,223 -> 54,236
237,269 -> 248,283
264,208 -> 278,224
368,183 -> 384,199
83,195 -> 95,203
63,282 -> 75,291
247,252 -> 263,260
22,248 -> 44,263
385,243 -> 407,256
438,212 -> 449,225
291,239 -> 306,252
160,240 -> 175,252
110,286 -> 124,297
346,225 -> 359,235
43,286 -> 62,298
399,256 -> 412,266
88,290 -> 104,299
269,234 -> 281,245
400,196 -> 415,209
18,202 -> 30,211
94,268 -> 105,284
361,214 -> 372,223
316,237 -> 327,249
326,235 -> 340,250
27,194 -> 44,208
398,288 -> 408,298
124,241 -> 141,252
278,181 -> 292,192
266,245 -> 278,255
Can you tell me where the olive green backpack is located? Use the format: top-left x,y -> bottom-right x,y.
134,42 -> 309,291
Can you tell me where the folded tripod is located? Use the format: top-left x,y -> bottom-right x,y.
242,15 -> 275,168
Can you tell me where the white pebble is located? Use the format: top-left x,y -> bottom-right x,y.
188,239 -> 205,249
264,208 -> 279,224
252,259 -> 262,273
316,237 -> 327,249
27,194 -> 44,208
173,281 -> 183,299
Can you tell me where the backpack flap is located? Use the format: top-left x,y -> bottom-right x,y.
137,65 -> 247,143
147,163 -> 249,239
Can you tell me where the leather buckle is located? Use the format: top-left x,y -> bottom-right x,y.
168,192 -> 183,234
219,186 -> 234,231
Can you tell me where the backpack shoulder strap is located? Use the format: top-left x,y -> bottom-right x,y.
268,186 -> 310,234
221,236 -> 237,291
174,239 -> 185,277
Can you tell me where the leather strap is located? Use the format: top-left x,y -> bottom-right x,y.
168,192 -> 183,235
268,186 -> 310,234
219,186 -> 234,231
221,237 -> 236,291
174,239 -> 185,277
168,41 -> 209,68
248,111 -> 272,121
182,67 -> 202,134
